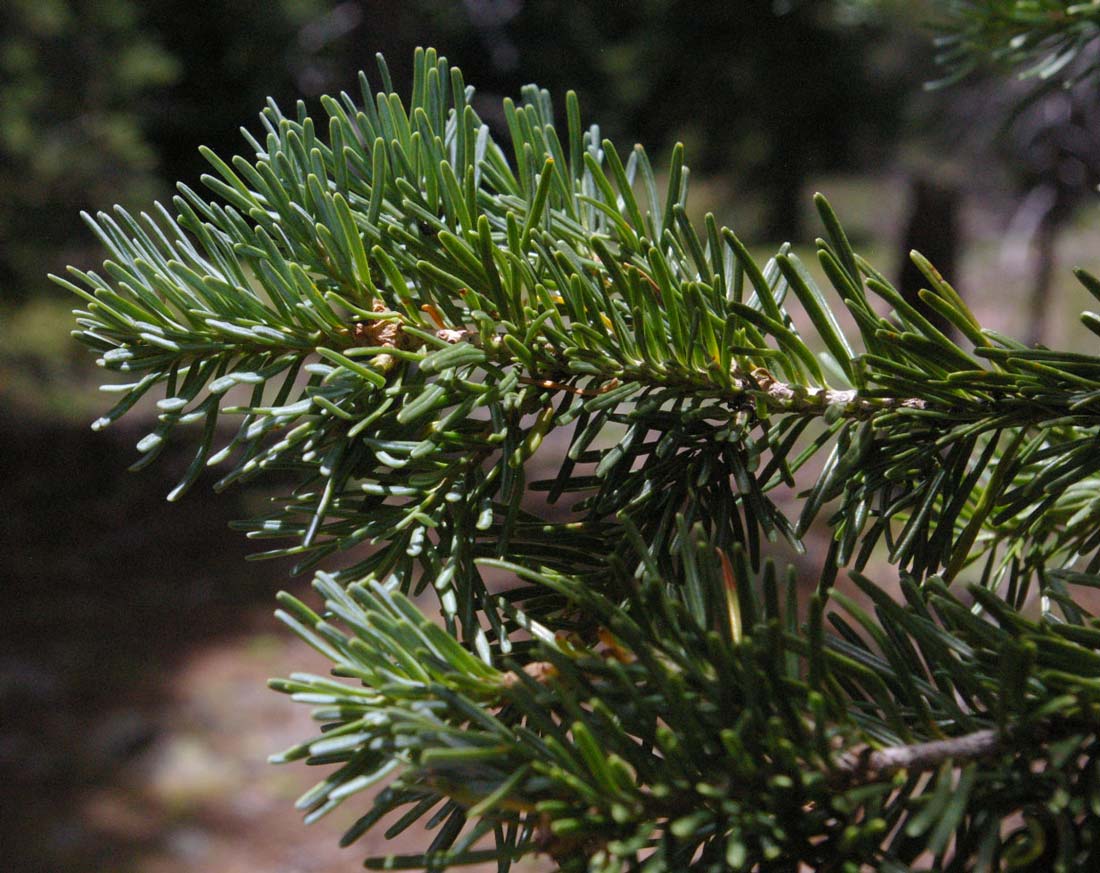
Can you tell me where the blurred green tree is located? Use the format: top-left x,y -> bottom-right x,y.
0,0 -> 336,301
591,0 -> 905,241
0,0 -> 178,300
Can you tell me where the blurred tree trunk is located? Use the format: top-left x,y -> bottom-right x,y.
1002,184 -> 1063,347
1028,211 -> 1059,347
763,144 -> 804,244
898,177 -> 961,338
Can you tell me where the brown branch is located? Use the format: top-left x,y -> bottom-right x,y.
833,728 -> 1001,784
354,309 -> 935,421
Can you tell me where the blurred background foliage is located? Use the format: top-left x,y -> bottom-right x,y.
5,2 -> 1100,872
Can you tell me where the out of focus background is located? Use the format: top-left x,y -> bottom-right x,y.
4,1 -> 1100,871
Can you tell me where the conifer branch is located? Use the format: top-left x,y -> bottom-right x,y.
64,45 -> 1100,872
931,1 -> 1100,86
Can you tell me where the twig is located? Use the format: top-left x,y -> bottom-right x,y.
833,729 -> 1001,784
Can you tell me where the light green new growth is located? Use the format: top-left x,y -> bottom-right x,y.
64,45 -> 1100,873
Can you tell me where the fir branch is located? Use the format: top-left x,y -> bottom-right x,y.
63,45 -> 1100,594
268,551 -> 1100,870
930,0 -> 1100,87
65,46 -> 1100,871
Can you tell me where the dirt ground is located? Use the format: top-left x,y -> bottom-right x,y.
0,417 -> 549,872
